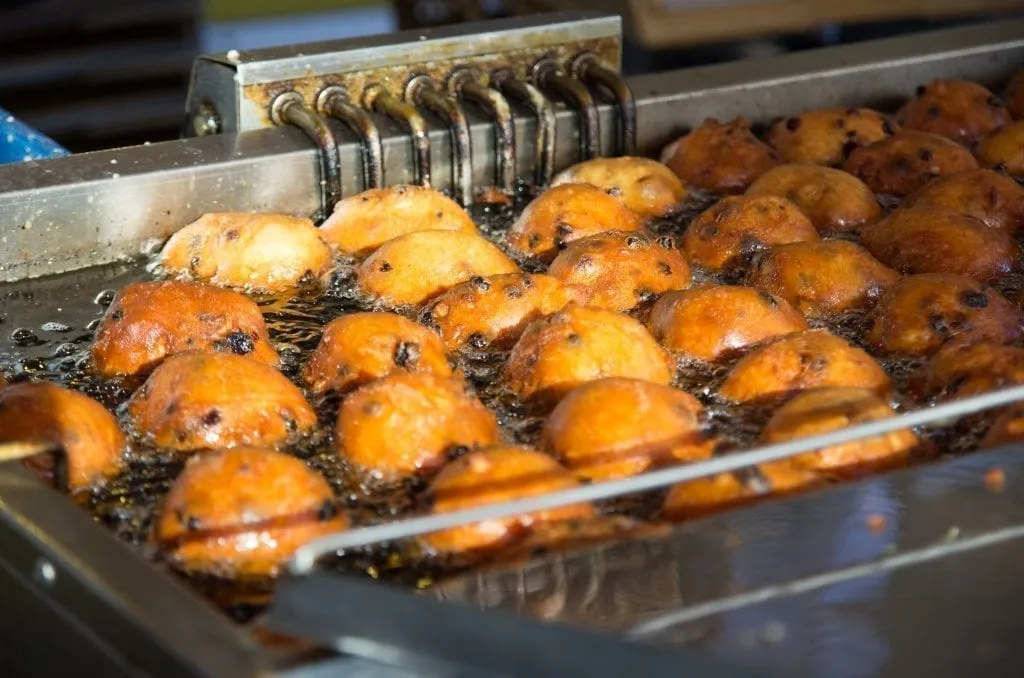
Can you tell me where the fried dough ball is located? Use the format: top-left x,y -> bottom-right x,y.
717,330 -> 891,404
747,240 -> 900,318
551,157 -> 687,219
503,304 -> 674,405
843,130 -> 979,197
547,231 -> 691,312
505,183 -> 643,261
357,230 -> 518,306
127,351 -> 316,453
975,121 -> 1024,177
746,165 -> 882,234
154,448 -> 348,578
423,446 -> 595,554
682,195 -> 818,272
896,79 -> 1010,145
647,285 -> 807,363
336,373 -> 500,482
903,169 -> 1024,234
760,387 -> 918,477
767,107 -> 896,166
159,213 -> 332,293
319,185 -> 477,257
981,404 -> 1024,448
1007,69 -> 1024,120
662,462 -> 822,521
866,274 -> 1020,357
660,117 -> 779,194
910,342 -> 1024,402
0,382 -> 125,493
90,281 -> 278,381
422,273 -> 580,351
301,312 -> 452,395
541,378 -> 712,481
860,206 -> 1020,281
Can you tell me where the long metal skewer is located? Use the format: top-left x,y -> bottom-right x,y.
289,383 -> 1024,574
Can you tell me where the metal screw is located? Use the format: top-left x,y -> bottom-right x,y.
33,558 -> 56,587
191,104 -> 222,137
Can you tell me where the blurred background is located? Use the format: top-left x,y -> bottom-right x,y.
2,0 -> 1021,154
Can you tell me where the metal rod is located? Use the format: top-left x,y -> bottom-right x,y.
533,59 -> 600,162
270,92 -> 342,220
407,75 -> 474,206
455,78 -> 517,193
288,383 -> 1024,574
365,85 -> 432,188
319,86 -> 384,190
573,52 -> 636,156
0,441 -> 68,494
494,72 -> 556,186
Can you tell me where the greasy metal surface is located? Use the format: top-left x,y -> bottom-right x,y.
366,87 -> 432,188
535,59 -> 602,162
437,445 -> 1024,677
574,54 -> 637,156
2,19 -> 1023,282
187,12 -> 622,132
271,93 -> 343,219
407,76 -> 475,206
318,86 -> 384,191
456,78 -> 518,193
0,463 -> 269,678
495,76 -> 557,186
267,572 -> 770,678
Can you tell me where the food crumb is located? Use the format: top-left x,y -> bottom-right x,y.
865,513 -> 887,533
984,467 -> 1006,493
477,187 -> 512,205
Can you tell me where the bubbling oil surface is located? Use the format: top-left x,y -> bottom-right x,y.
1,179 -> 1022,625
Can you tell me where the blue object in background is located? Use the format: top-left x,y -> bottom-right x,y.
0,106 -> 69,165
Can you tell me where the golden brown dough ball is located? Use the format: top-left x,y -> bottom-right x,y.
1007,69 -> 1024,120
903,169 -> 1024,235
503,304 -> 674,406
896,79 -> 1010,145
127,351 -> 316,453
319,185 -> 477,258
505,183 -> 643,261
647,285 -> 807,363
0,382 -> 125,493
767,107 -> 896,166
910,342 -> 1024,403
662,462 -> 822,521
159,213 -> 332,293
746,164 -> 882,234
660,117 -> 779,194
154,447 -> 348,578
843,130 -> 979,197
860,206 -> 1020,282
301,312 -> 452,395
682,195 -> 818,272
717,330 -> 891,404
865,273 -> 1020,357
422,273 -> 579,352
335,373 -> 500,482
760,387 -> 919,477
422,446 -> 595,555
547,231 -> 691,312
747,240 -> 900,318
541,377 -> 712,481
975,121 -> 1024,177
356,230 -> 518,306
982,404 -> 1024,448
90,281 -> 278,381
552,157 -> 687,219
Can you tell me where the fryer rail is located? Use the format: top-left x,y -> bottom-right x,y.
2,15 -> 1024,678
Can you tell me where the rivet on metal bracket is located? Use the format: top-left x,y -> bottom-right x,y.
270,91 -> 342,220
572,52 -> 636,157
533,58 -> 600,163
318,86 -> 384,191
364,84 -> 431,188
492,69 -> 556,187
407,74 -> 474,207
450,70 -> 517,194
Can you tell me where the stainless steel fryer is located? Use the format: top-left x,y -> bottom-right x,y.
2,14 -> 1024,678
